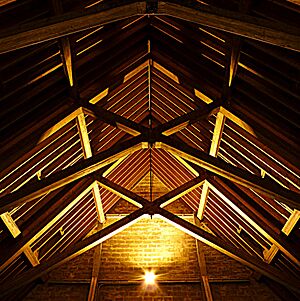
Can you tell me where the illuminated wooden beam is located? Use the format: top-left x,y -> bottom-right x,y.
0,209 -> 146,296
77,112 -> 93,158
0,212 -> 40,267
87,223 -> 103,301
218,107 -> 256,136
39,107 -> 84,142
0,135 -> 147,214
263,209 -> 300,263
153,102 -> 220,136
24,247 -> 40,267
83,105 -> 147,136
92,182 -> 105,223
209,112 -> 226,157
156,176 -> 206,208
96,177 -> 148,208
102,155 -> 128,177
171,154 -> 199,177
156,136 -> 300,209
0,2 -> 147,54
197,111 -> 225,220
208,177 -> 300,266
157,2 -> 300,51
51,0 -> 75,88
197,180 -> 210,220
1,212 -> 21,238
155,208 -> 300,292
0,179 -> 95,271
194,216 -> 214,301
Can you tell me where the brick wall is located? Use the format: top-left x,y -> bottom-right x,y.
23,215 -> 281,301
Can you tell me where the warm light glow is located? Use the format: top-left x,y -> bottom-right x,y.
144,271 -> 156,285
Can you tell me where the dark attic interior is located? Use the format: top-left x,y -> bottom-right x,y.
0,0 -> 300,300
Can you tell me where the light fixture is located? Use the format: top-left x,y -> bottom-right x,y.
144,270 -> 156,285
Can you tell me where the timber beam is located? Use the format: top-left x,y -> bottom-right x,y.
157,2 -> 300,52
1,2 -> 299,54
154,136 -> 300,209
0,135 -> 147,214
0,2 -> 147,54
1,177 -> 300,295
83,105 -> 148,136
152,101 -> 220,136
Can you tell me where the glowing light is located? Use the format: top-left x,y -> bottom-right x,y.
144,271 -> 156,285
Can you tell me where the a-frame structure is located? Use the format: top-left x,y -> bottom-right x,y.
0,0 -> 299,300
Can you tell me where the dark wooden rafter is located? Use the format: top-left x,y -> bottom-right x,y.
1,2 -> 300,54
157,2 -> 300,52
50,0 -> 78,98
155,136 -> 300,209
222,0 -> 252,101
0,2 -> 147,54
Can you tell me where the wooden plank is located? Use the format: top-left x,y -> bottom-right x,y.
155,207 -> 300,293
157,2 -> 300,51
0,2 -> 147,54
156,136 -> 300,209
197,180 -> 210,220
156,176 -> 206,208
51,0 -> 75,88
92,182 -> 105,223
1,212 -> 40,267
24,247 -> 40,267
218,107 -> 256,136
202,276 -> 214,301
209,112 -> 225,157
0,209 -> 146,296
77,112 -> 93,158
0,135 -> 147,214
155,174 -> 206,208
282,210 -> 300,235
1,212 -> 21,238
